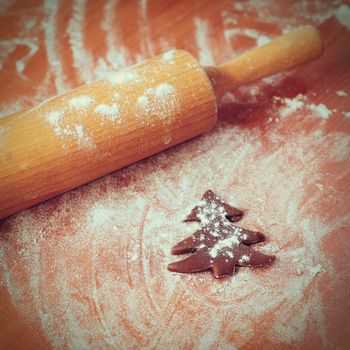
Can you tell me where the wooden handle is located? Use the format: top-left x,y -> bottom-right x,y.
206,26 -> 323,99
0,50 -> 216,219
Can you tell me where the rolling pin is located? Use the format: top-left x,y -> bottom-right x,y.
0,26 -> 323,219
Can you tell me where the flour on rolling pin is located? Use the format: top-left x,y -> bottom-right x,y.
0,49 -> 216,219
0,26 -> 323,219
137,83 -> 178,123
36,51 -> 186,150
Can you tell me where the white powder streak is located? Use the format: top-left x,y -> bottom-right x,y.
59,256 -> 91,349
91,239 -> 116,346
1,120 -> 347,348
194,17 -> 215,65
101,0 -> 129,72
67,0 -> 94,83
0,38 -> 39,73
29,242 -> 66,349
209,235 -> 240,258
138,0 -> 154,57
224,28 -> 271,50
139,0 -> 148,16
42,0 -> 67,92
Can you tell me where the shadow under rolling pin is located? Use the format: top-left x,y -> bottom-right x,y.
0,26 -> 323,219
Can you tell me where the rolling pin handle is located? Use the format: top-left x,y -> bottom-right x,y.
206,25 -> 323,101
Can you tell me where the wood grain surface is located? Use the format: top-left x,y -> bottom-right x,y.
1,1 -> 350,349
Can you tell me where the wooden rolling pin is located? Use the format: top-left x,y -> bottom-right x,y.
0,26 -> 323,219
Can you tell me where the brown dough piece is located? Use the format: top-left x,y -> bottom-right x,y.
168,190 -> 276,279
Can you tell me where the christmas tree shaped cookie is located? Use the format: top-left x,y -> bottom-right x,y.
168,190 -> 275,279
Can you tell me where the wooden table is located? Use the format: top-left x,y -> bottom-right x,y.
1,1 -> 349,349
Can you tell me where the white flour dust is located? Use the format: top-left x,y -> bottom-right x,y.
69,95 -> 93,110
1,107 -> 348,348
94,103 -> 120,121
67,0 -> 94,84
194,17 -> 215,65
137,83 -> 178,120
0,1 -> 349,349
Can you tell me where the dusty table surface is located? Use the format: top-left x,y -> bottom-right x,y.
1,0 -> 350,349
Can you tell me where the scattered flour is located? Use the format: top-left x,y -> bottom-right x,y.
239,29 -> 271,47
0,38 -> 39,74
138,0 -> 155,58
69,95 -> 93,110
42,0 -> 67,92
74,124 -> 85,143
0,1 -> 348,349
67,0 -> 94,83
148,83 -> 176,99
224,28 -> 272,52
194,17 -> 215,65
309,103 -> 332,120
1,113 -> 346,348
46,109 -> 93,148
47,110 -> 64,128
278,94 -> 305,118
276,95 -> 333,120
107,68 -> 139,85
220,91 -> 237,105
87,204 -> 116,229
137,95 -> 149,109
16,61 -> 25,73
336,90 -> 347,97
94,103 -> 120,121
81,1 -> 130,81
294,259 -> 304,276
137,83 -> 177,120
256,35 -> 271,46
335,4 -> 350,29
238,255 -> 251,264
209,234 -> 240,258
